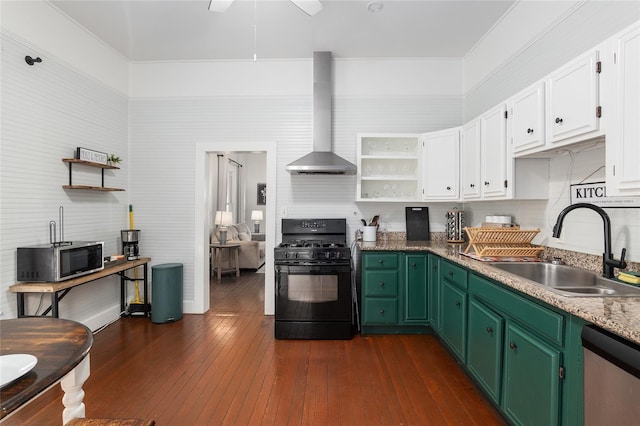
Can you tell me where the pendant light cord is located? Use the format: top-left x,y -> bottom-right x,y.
253,0 -> 257,61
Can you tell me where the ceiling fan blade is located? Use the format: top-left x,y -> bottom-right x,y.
291,0 -> 323,16
209,0 -> 234,13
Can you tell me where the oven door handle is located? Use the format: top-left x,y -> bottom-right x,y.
275,266 -> 281,292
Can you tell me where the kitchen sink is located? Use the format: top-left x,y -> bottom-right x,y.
490,262 -> 640,297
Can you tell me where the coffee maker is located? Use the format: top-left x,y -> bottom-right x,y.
121,229 -> 141,260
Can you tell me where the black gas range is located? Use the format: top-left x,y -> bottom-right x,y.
274,219 -> 353,340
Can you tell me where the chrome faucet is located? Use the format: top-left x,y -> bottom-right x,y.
552,203 -> 627,279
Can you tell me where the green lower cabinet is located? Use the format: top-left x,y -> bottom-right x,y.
440,280 -> 467,362
403,254 -> 428,323
467,298 -> 504,405
428,255 -> 441,331
503,322 -> 562,426
361,251 -> 430,332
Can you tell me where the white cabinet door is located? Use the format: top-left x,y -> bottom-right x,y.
461,119 -> 481,200
480,105 -> 508,198
607,23 -> 640,195
422,128 -> 460,201
510,82 -> 545,154
547,50 -> 599,144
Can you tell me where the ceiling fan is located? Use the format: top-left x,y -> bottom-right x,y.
209,0 -> 323,16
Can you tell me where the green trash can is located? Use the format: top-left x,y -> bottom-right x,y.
151,263 -> 183,323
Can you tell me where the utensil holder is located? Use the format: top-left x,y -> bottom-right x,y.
363,226 -> 377,242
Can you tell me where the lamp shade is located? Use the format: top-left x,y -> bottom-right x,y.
215,211 -> 233,226
251,210 -> 264,221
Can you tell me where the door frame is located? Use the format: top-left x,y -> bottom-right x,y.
193,141 -> 277,315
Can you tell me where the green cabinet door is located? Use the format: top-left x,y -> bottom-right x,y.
403,254 -> 428,323
503,322 -> 562,426
428,255 -> 440,331
440,280 -> 467,362
467,298 -> 504,404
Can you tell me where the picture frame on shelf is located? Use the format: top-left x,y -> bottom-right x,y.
76,147 -> 108,165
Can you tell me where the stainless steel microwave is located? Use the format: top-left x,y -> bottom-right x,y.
17,241 -> 104,282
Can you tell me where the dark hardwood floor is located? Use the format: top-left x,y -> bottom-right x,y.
5,271 -> 506,425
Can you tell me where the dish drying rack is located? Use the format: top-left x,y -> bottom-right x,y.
464,227 -> 543,258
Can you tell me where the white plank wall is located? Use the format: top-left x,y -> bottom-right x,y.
129,95 -> 463,307
462,147 -> 639,261
0,33 -> 129,326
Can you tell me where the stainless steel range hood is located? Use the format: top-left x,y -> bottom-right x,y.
286,52 -> 357,175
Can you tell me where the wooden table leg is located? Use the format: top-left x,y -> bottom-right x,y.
216,248 -> 222,281
61,354 -> 91,424
234,246 -> 240,277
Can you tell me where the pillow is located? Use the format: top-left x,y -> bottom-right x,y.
226,225 -> 239,241
238,232 -> 251,241
235,223 -> 252,236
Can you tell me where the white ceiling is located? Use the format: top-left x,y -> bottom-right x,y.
49,0 -> 516,62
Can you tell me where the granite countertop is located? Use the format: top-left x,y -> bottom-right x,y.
359,239 -> 640,345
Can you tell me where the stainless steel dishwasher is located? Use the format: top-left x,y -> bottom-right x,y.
581,325 -> 640,425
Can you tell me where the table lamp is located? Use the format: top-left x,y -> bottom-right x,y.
251,210 -> 263,233
215,211 -> 233,244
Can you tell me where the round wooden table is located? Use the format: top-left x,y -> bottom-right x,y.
0,317 -> 93,423
210,242 -> 241,281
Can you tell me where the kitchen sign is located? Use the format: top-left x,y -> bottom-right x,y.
76,147 -> 108,165
570,181 -> 640,208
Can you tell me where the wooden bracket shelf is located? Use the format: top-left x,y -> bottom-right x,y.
62,158 -> 124,191
63,185 -> 125,191
62,158 -> 120,169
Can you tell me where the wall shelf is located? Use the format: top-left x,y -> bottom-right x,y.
62,158 -> 124,191
356,134 -> 421,202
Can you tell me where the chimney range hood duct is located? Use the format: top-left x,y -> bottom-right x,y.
286,52 -> 357,175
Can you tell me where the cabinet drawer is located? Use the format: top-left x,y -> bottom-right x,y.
363,253 -> 399,269
469,273 -> 564,346
363,270 -> 399,297
363,298 -> 398,324
441,260 -> 468,289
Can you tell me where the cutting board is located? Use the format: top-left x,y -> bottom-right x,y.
405,207 -> 430,241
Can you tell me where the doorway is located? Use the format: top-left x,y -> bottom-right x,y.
194,141 -> 277,316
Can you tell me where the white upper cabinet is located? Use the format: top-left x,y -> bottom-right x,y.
480,104 -> 509,199
356,134 -> 421,202
510,82 -> 545,154
461,119 -> 481,200
422,128 -> 460,201
546,50 -> 600,145
606,22 -> 640,196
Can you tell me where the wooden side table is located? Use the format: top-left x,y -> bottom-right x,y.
210,243 -> 241,281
